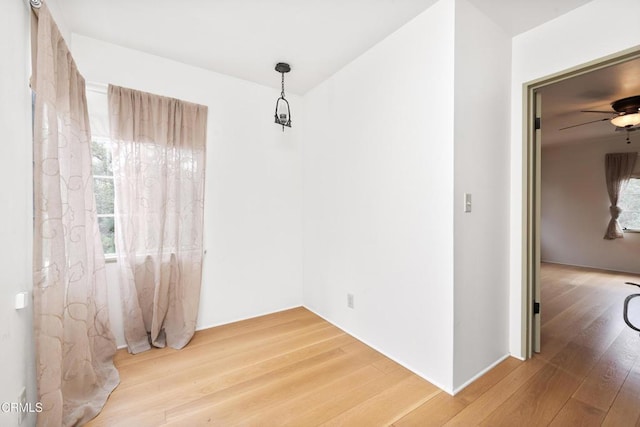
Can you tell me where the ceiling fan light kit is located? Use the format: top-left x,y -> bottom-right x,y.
608,96 -> 640,143
562,95 -> 640,143
611,112 -> 640,128
609,95 -> 640,132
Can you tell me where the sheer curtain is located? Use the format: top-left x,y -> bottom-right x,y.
603,152 -> 637,239
31,4 -> 119,426
108,85 -> 208,354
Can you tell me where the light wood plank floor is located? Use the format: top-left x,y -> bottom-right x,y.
88,263 -> 640,426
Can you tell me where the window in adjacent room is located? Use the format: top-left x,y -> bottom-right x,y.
92,138 -> 116,255
620,177 -> 640,232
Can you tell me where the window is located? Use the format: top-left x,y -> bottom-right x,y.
620,177 -> 640,232
91,138 -> 116,255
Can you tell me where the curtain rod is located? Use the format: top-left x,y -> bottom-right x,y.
30,0 -> 42,8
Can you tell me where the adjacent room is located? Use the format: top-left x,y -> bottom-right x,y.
535,55 -> 640,422
2,0 -> 640,425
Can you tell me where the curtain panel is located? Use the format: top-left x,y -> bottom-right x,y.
108,85 -> 208,354
31,4 -> 119,426
603,152 -> 637,239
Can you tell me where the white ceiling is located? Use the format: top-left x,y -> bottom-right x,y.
56,0 -> 595,94
59,0 -> 627,147
467,0 -> 594,38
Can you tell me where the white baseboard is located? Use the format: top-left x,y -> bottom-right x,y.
194,304 -> 304,333
451,353 -> 510,395
302,305 -> 453,394
541,259 -> 640,276
115,305 -> 305,352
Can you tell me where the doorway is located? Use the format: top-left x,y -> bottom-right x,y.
523,48 -> 640,358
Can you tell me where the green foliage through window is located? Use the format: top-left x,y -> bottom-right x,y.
620,178 -> 640,231
92,139 -> 116,255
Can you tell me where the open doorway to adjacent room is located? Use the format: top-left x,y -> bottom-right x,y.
523,49 -> 640,371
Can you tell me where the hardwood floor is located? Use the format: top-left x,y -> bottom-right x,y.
87,263 -> 640,426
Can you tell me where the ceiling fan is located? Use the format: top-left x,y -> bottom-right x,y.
560,95 -> 640,143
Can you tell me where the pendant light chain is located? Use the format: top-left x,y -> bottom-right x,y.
281,72 -> 286,99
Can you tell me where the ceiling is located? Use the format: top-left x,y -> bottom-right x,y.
539,58 -> 640,147
56,0 -> 595,95
57,0 -> 624,147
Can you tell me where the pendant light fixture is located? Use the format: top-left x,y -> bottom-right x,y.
274,62 -> 292,131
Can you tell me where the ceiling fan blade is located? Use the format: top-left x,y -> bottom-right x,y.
559,117 -> 611,130
580,110 -> 615,114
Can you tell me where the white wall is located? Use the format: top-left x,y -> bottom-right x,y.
302,0 -> 456,392
452,0 -> 511,391
510,0 -> 640,357
0,1 -> 36,425
70,35 -> 304,347
541,138 -> 640,274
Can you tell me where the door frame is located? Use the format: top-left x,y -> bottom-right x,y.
521,46 -> 640,358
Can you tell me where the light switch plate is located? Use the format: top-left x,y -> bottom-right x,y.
464,193 -> 472,213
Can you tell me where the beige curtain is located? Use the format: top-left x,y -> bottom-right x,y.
32,4 -> 119,426
603,152 -> 637,239
108,85 -> 207,354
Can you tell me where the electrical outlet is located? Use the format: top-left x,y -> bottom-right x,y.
18,387 -> 26,425
347,293 -> 354,309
